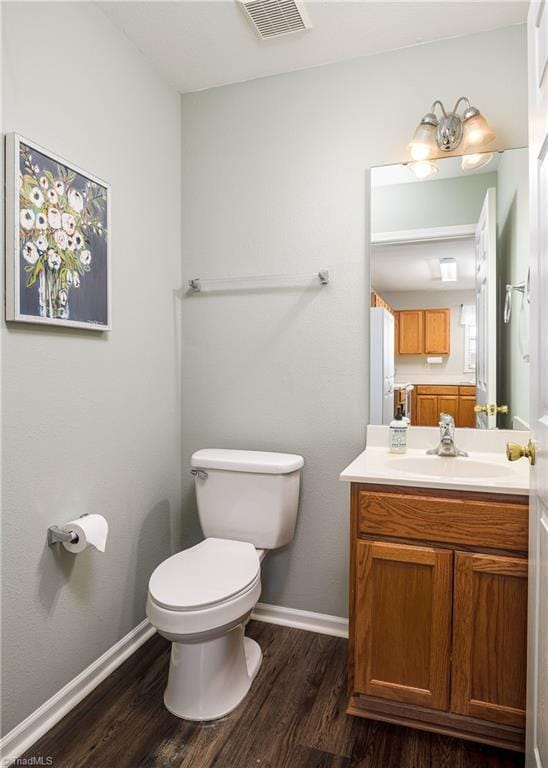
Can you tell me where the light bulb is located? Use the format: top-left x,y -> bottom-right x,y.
461,152 -> 494,172
409,160 -> 438,180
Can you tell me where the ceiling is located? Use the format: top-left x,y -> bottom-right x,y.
371,238 -> 476,293
98,1 -> 528,93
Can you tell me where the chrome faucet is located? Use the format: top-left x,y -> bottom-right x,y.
426,414 -> 468,457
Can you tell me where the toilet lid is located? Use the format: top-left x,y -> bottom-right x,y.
148,538 -> 260,611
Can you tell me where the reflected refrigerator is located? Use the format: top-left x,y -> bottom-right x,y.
370,307 -> 395,425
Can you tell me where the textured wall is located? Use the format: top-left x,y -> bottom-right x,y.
180,25 -> 528,618
1,2 -> 182,734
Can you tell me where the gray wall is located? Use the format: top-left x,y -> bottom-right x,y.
180,24 -> 528,618
1,3 -> 182,734
497,148 -> 530,428
371,173 -> 497,233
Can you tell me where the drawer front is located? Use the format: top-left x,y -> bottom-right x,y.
415,385 -> 458,395
458,386 -> 476,396
358,491 -> 528,553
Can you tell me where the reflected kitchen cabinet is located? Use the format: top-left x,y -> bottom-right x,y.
396,309 -> 450,356
396,310 -> 424,355
424,309 -> 450,355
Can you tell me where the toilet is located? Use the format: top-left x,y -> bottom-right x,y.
146,448 -> 304,721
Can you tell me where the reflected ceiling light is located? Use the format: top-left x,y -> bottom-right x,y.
440,257 -> 458,282
409,160 -> 438,179
461,152 -> 494,172
408,98 -> 495,160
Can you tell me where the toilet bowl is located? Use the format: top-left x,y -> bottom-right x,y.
146,449 -> 303,721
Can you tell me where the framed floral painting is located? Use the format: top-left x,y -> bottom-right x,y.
5,133 -> 111,330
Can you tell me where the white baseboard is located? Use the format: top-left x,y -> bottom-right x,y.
0,619 -> 155,763
251,602 -> 348,639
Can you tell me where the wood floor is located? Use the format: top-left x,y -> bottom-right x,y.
25,622 -> 525,768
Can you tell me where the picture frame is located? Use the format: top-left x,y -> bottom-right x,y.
5,133 -> 111,331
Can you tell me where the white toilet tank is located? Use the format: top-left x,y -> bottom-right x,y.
191,449 -> 304,549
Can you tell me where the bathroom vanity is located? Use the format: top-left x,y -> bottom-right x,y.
341,426 -> 530,752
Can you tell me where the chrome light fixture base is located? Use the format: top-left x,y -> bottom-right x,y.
437,113 -> 463,152
408,97 -> 495,162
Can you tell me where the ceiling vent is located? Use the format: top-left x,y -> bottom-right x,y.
238,0 -> 312,40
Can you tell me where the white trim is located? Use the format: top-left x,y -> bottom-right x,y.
513,415 -> 531,431
0,620 -> 155,763
371,223 -> 476,245
251,602 -> 348,639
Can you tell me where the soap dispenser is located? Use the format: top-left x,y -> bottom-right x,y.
389,406 -> 408,454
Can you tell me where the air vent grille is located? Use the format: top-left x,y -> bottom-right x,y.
238,0 -> 312,40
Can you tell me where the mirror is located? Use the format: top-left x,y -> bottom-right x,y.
369,148 -> 529,430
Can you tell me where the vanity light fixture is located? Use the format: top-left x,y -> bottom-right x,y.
461,152 -> 494,172
408,97 -> 495,160
440,257 -> 458,282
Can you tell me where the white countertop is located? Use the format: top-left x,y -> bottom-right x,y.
340,426 -> 530,496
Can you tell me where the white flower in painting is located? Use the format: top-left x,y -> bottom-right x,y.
79,250 -> 91,266
54,230 -> 69,249
39,176 -> 49,189
73,232 -> 84,250
29,187 -> 44,207
67,189 -> 84,213
36,235 -> 48,252
62,212 -> 76,235
35,212 -> 48,230
67,236 -> 76,251
66,271 -> 73,286
73,273 -> 80,288
47,249 -> 61,271
48,207 -> 61,229
23,242 -> 39,265
20,209 -> 35,230
33,164 -> 39,174
58,289 -> 68,306
47,189 -> 58,204
54,180 -> 65,195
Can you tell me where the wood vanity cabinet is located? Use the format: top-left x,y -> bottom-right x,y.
396,309 -> 450,355
413,385 -> 476,427
348,484 -> 529,751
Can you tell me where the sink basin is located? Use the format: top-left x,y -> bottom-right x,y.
385,455 -> 512,480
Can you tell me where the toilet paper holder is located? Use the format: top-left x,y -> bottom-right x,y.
47,514 -> 88,547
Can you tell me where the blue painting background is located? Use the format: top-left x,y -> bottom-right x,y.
18,143 -> 109,326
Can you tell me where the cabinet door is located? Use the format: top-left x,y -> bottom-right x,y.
354,540 -> 452,709
415,394 -> 439,426
397,310 -> 424,355
451,552 -> 527,727
438,394 -> 458,423
457,395 -> 477,428
424,309 -> 450,354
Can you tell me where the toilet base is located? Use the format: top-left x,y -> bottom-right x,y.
164,625 -> 262,721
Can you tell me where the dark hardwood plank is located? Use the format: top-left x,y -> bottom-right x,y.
23,623 -> 525,768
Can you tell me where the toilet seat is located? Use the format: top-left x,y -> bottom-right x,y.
148,538 -> 260,612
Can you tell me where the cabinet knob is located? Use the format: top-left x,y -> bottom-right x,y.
506,439 -> 536,465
